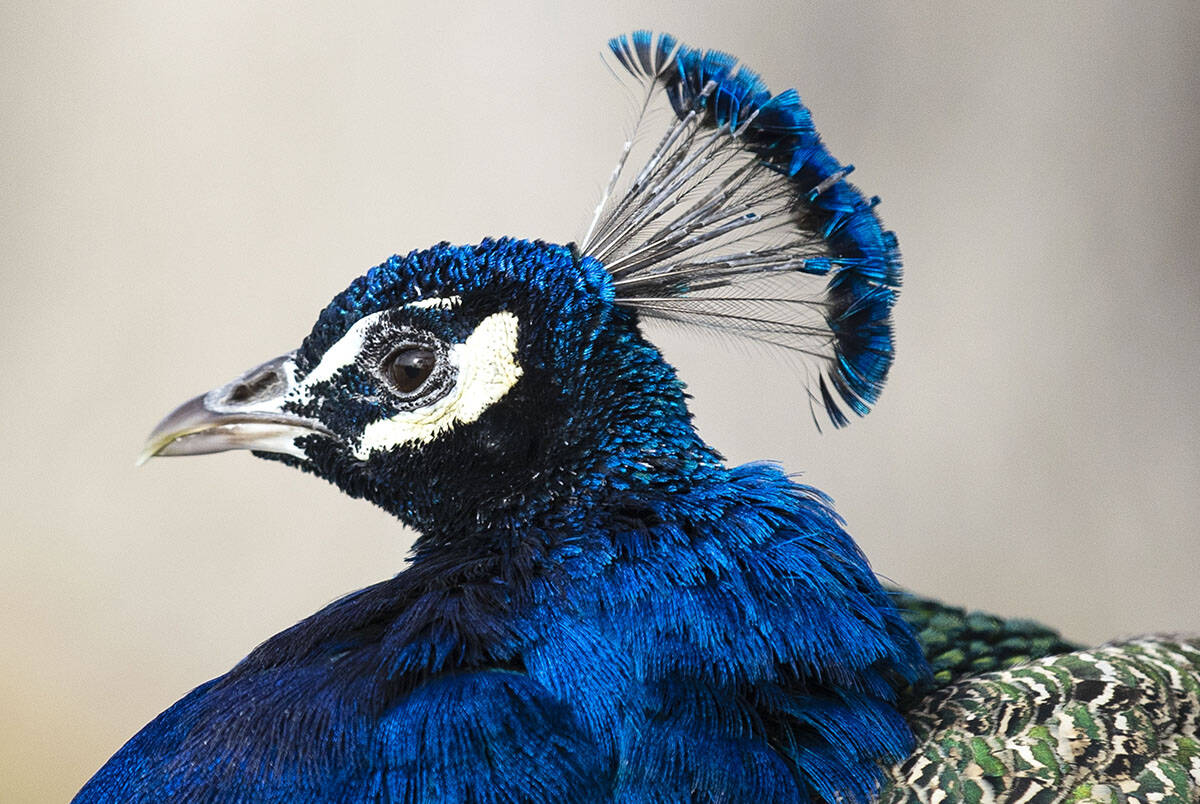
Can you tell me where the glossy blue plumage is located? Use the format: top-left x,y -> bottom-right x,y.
79,462 -> 923,800
78,34 -> 926,804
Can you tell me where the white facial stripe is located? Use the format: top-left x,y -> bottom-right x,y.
296,311 -> 383,398
354,311 -> 522,458
297,297 -> 462,398
408,295 -> 461,310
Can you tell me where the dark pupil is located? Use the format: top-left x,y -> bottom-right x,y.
386,347 -> 436,393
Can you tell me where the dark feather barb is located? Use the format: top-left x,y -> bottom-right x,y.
585,31 -> 903,428
628,308 -> 834,344
630,305 -> 836,364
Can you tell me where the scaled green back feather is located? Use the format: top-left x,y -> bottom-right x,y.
882,595 -> 1200,803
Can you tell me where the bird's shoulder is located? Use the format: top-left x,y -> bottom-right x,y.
880,637 -> 1200,803
891,589 -> 1083,687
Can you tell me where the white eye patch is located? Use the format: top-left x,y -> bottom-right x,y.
354,311 -> 522,458
287,296 -> 522,459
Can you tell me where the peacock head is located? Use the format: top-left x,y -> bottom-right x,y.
141,31 -> 904,536
140,238 -> 710,532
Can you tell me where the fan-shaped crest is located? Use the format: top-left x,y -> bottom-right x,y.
583,32 -> 902,428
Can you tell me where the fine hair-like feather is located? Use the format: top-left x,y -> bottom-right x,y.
585,32 -> 902,428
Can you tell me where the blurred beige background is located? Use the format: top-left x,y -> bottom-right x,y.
3,1 -> 1198,800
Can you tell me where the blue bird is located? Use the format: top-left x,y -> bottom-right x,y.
77,33 -> 1200,803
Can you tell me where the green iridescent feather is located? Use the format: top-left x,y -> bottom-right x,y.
881,593 -> 1200,802
890,589 -> 1083,689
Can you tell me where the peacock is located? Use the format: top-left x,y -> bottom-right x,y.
75,32 -> 1200,803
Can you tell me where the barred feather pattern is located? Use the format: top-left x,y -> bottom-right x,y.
880,638 -> 1200,803
890,590 -> 1083,688
586,32 -> 902,428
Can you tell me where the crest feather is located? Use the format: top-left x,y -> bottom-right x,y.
583,31 -> 902,429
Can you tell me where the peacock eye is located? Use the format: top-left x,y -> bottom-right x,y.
382,345 -> 436,394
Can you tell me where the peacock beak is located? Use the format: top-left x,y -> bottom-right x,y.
138,353 -> 332,465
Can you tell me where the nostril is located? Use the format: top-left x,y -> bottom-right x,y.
226,369 -> 282,404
